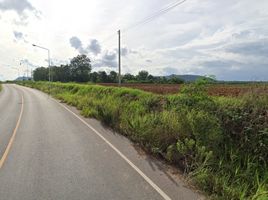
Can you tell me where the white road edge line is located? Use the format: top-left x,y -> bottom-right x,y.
52,98 -> 172,200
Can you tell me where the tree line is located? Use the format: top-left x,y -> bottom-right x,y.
33,54 -> 184,84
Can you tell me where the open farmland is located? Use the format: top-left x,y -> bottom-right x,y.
99,83 -> 268,96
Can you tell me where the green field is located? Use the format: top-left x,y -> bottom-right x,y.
18,81 -> 268,200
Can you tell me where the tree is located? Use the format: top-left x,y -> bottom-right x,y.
169,76 -> 184,84
147,74 -> 154,83
137,70 -> 149,81
90,72 -> 98,83
108,71 -> 118,83
123,73 -> 136,82
51,65 -> 71,82
69,54 -> 91,82
33,67 -> 48,81
97,71 -> 108,83
158,77 -> 167,84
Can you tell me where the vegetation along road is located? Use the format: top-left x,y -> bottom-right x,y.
0,84 -> 202,200
16,81 -> 268,200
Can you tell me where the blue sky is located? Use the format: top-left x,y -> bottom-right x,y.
0,0 -> 267,81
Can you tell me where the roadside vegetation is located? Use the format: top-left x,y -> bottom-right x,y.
0,83 -> 2,92
18,80 -> 268,200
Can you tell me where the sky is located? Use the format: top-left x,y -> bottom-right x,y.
0,0 -> 268,81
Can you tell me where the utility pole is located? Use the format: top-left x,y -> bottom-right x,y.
118,30 -> 121,86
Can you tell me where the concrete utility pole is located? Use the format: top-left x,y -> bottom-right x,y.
118,30 -> 121,86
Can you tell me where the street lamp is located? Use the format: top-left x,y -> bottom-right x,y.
32,44 -> 51,82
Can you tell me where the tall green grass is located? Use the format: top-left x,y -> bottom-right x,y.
18,81 -> 268,200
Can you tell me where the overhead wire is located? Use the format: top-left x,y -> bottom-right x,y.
99,0 -> 188,48
123,0 -> 187,32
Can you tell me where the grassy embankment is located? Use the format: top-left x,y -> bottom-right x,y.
18,81 -> 268,200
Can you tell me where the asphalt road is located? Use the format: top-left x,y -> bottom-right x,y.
0,84 -> 203,200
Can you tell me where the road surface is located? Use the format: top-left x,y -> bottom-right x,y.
0,84 -> 203,200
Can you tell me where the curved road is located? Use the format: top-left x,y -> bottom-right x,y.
0,84 -> 203,200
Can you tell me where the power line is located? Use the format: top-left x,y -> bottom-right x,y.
98,0 -> 187,47
96,0 -> 187,50
124,0 -> 187,32
123,0 -> 187,32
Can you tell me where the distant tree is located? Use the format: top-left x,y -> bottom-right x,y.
109,71 -> 118,83
169,76 -> 184,84
90,72 -> 98,83
137,70 -> 149,81
51,65 -> 71,82
97,71 -> 108,83
62,64 -> 72,82
33,67 -> 48,81
147,74 -> 154,83
70,54 -> 91,82
197,75 -> 217,85
158,77 -> 167,84
33,61 -> 187,85
123,73 -> 136,82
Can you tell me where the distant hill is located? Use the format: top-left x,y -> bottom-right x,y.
15,76 -> 32,81
165,74 -> 209,82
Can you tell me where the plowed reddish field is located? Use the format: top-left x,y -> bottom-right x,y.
99,83 -> 268,97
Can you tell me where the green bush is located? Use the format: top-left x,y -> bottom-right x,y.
18,81 -> 268,200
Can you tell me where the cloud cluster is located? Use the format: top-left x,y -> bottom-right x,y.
87,39 -> 101,56
13,30 -> 28,43
0,0 -> 34,14
69,36 -> 138,69
93,50 -> 117,68
0,0 -> 40,21
225,39 -> 268,57
69,36 -> 102,56
92,47 -> 139,69
0,0 -> 41,28
13,31 -> 23,39
69,36 -> 86,54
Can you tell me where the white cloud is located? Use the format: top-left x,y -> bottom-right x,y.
0,0 -> 268,80
87,39 -> 101,56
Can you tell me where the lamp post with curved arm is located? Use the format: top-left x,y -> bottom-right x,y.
32,44 -> 51,82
